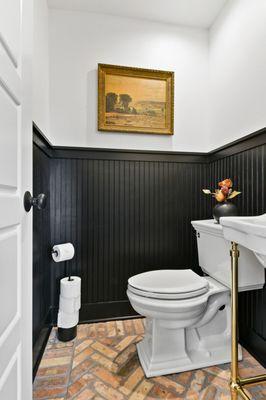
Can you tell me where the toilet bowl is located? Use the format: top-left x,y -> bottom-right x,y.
126,219 -> 265,378
127,269 -> 233,377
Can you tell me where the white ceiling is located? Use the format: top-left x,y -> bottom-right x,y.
47,0 -> 227,29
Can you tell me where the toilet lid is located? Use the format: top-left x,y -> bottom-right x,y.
128,269 -> 209,300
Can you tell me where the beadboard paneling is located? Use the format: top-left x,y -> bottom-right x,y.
210,144 -> 266,366
33,142 -> 52,375
50,157 -> 210,319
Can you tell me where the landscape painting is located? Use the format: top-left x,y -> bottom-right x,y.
98,64 -> 174,135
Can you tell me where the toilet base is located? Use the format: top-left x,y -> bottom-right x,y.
136,298 -> 242,378
137,339 -> 242,378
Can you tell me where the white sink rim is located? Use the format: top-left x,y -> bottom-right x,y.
220,214 -> 266,238
220,214 -> 266,260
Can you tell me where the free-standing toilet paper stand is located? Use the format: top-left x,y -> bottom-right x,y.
52,247 -> 73,281
52,244 -> 80,342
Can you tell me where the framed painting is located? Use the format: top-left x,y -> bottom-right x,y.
98,64 -> 174,135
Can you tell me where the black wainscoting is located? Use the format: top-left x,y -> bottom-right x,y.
32,137 -> 52,376
210,144 -> 266,367
33,124 -> 266,368
49,157 -> 210,321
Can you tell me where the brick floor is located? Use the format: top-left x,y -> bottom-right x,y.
33,319 -> 266,399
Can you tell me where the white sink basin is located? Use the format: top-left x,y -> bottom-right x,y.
220,214 -> 266,268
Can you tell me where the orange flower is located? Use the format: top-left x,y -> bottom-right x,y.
221,185 -> 229,195
219,178 -> 233,188
215,190 -> 226,202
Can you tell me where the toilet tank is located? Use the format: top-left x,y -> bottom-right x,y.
191,219 -> 265,292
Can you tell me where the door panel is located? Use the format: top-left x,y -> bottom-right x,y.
0,233 -> 18,336
0,0 -> 21,67
0,0 -> 32,399
0,44 -> 21,104
0,197 -> 20,228
0,347 -> 20,399
0,88 -> 18,188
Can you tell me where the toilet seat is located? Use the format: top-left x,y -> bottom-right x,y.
128,269 -> 209,300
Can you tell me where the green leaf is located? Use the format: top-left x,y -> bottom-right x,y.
228,191 -> 241,199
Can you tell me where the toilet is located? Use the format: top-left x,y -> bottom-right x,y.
127,219 -> 265,377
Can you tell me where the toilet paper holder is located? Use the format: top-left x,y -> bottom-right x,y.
51,247 -> 74,281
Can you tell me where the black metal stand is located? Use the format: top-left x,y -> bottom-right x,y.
58,326 -> 77,342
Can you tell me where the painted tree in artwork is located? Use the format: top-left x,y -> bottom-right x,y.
106,92 -> 118,112
119,94 -> 132,112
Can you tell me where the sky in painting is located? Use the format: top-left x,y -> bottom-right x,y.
105,74 -> 166,105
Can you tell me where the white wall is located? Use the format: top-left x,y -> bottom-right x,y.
49,10 -> 209,151
33,0 -> 51,141
209,0 -> 266,149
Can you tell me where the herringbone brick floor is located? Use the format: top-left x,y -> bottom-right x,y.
33,319 -> 266,399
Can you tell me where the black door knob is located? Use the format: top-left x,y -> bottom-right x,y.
24,191 -> 47,212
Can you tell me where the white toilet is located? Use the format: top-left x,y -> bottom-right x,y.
127,219 -> 265,377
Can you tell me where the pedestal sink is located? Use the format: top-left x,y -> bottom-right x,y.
220,214 -> 266,400
220,214 -> 266,267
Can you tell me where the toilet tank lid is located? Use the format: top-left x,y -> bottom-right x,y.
191,219 -> 223,236
128,269 -> 208,294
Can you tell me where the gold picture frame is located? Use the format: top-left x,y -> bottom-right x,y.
98,64 -> 174,135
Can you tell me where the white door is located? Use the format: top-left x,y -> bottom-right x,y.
0,1 -> 33,399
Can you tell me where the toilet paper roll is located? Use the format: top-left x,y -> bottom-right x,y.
57,310 -> 79,329
52,243 -> 75,262
59,295 -> 81,314
60,276 -> 81,299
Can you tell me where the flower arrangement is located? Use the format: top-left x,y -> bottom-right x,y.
203,178 -> 241,203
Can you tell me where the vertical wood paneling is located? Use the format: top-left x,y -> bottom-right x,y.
50,157 -> 209,317
210,144 -> 266,366
33,144 -> 51,373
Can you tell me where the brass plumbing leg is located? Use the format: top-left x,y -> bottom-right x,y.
230,242 -> 250,399
229,241 -> 266,400
230,241 -> 240,397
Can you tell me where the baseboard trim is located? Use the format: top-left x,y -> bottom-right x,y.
80,300 -> 138,323
51,300 -> 138,326
33,307 -> 53,378
33,325 -> 52,379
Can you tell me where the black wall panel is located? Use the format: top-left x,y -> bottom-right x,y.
33,142 -> 52,375
210,144 -> 266,366
49,157 -> 210,320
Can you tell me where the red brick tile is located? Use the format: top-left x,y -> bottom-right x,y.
67,373 -> 94,398
94,381 -> 125,400
70,359 -> 94,383
153,376 -> 185,394
116,320 -> 125,336
91,365 -> 121,388
91,341 -> 117,359
34,375 -> 68,388
96,322 -> 107,337
36,365 -> 69,377
106,321 -> 117,337
73,346 -> 94,368
74,339 -> 93,355
133,319 -> 145,335
43,347 -> 73,359
74,388 -> 95,399
147,385 -> 181,399
33,386 -> 66,399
